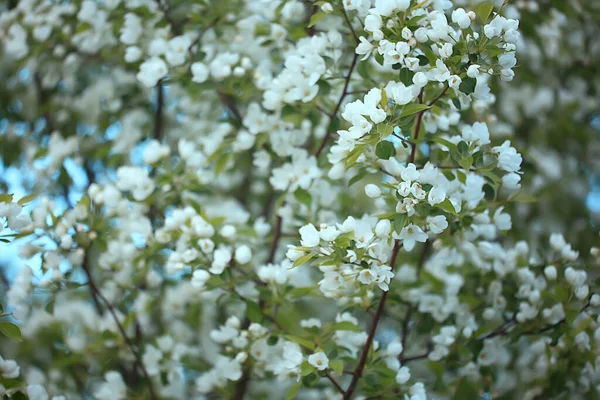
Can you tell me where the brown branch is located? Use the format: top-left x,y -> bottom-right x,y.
479,298 -> 593,341
340,7 -> 360,45
408,85 -> 449,164
399,241 -> 430,359
326,372 -> 345,394
81,252 -> 103,314
187,16 -> 221,58
267,213 -> 283,264
315,52 -> 359,157
399,351 -> 430,363
81,247 -> 158,400
230,207 -> 285,399
343,241 -> 402,399
154,0 -> 182,35
153,80 -> 164,141
427,84 -> 449,107
217,90 -> 245,126
33,71 -> 55,134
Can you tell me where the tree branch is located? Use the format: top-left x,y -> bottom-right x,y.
409,84 -> 449,164
343,241 -> 402,399
81,247 -> 159,400
399,241 -> 430,357
315,52 -> 359,157
153,80 -> 165,141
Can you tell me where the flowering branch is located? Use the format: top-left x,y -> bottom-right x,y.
343,240 -> 402,399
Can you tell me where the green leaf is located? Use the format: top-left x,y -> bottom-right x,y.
292,253 -> 314,268
17,194 -> 37,206
400,103 -> 431,118
330,360 -> 344,375
509,192 -> 538,203
451,97 -> 462,110
345,144 -> 365,168
308,11 -> 325,28
285,381 -> 302,400
458,156 -> 473,170
300,361 -> 315,376
285,334 -> 315,350
215,153 -> 230,175
375,140 -> 395,160
437,198 -> 458,215
459,77 -> 477,95
452,378 -> 480,400
393,214 -> 407,234
0,193 -> 14,203
0,321 -> 22,342
476,2 -> 495,24
332,321 -> 362,332
294,188 -> 312,208
399,68 -> 415,86
245,301 -> 263,323
430,136 -> 457,152
348,170 -> 368,187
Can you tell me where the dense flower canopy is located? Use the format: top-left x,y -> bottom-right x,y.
0,0 -> 600,399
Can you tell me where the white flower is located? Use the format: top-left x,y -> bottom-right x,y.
319,225 -> 340,241
395,366 -> 411,384
439,43 -> 453,59
355,37 -> 374,60
300,224 -> 321,247
544,266 -> 557,280
395,224 -> 427,251
412,72 -> 429,87
467,64 -> 481,78
385,81 -> 416,105
27,384 -> 49,400
125,46 -> 142,63
191,269 -> 210,289
300,318 -> 322,328
452,8 -> 471,29
493,141 -> 522,172
143,140 -> 169,164
502,173 -> 521,190
462,122 -> 490,146
401,163 -> 420,182
358,268 -> 378,285
427,215 -> 448,234
165,35 -> 191,66
365,184 -> 382,198
235,245 -> 252,264
0,356 -> 19,379
428,186 -> 446,205
191,62 -> 209,83
308,352 -> 329,370
94,371 -> 127,400
137,57 -> 168,87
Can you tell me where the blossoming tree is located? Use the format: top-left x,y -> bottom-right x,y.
1,0 -> 600,399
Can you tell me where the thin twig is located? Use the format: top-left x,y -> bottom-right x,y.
154,80 -> 164,140
399,351 -> 430,363
267,210 -> 284,264
343,241 -> 402,399
408,85 -> 449,163
340,7 -> 360,45
81,249 -> 159,400
399,241 -> 430,358
326,372 -> 345,394
315,52 -> 359,157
